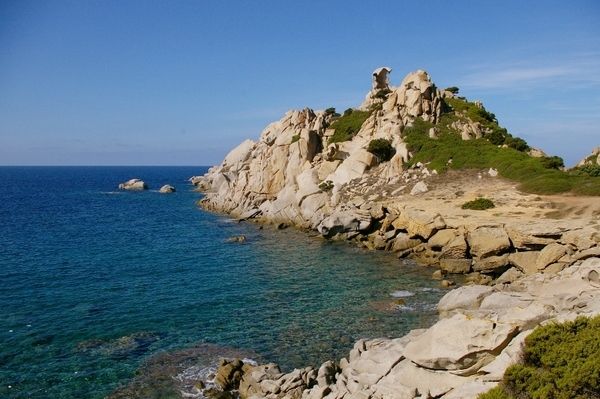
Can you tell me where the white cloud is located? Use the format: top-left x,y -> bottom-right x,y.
458,53 -> 600,90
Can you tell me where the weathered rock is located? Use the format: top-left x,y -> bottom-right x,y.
495,267 -> 524,284
159,184 -> 176,193
393,208 -> 446,240
317,210 -> 371,237
508,251 -> 540,275
410,181 -> 428,195
440,235 -> 468,259
391,233 -> 422,252
472,254 -> 509,274
536,243 -> 568,270
429,229 -> 459,249
118,178 -> 148,191
440,258 -> 472,274
437,285 -> 494,314
467,227 -> 511,258
404,313 -> 518,372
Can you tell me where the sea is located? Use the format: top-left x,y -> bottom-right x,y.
0,166 -> 446,398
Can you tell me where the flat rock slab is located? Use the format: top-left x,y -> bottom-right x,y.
403,313 -> 517,371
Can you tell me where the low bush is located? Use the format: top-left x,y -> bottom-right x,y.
445,86 -> 460,94
367,139 -> 396,162
343,108 -> 353,116
328,110 -> 372,144
291,134 -> 300,143
461,198 -> 495,210
540,155 -> 564,170
324,107 -> 340,117
373,88 -> 391,99
479,315 -> 600,399
318,180 -> 334,191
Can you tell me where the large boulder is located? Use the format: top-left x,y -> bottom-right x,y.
317,209 -> 372,237
467,227 -> 511,258
403,313 -> 518,373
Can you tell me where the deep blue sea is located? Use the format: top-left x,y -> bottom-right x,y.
0,166 -> 445,398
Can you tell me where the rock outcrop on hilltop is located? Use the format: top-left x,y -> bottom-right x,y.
197,68 -> 442,226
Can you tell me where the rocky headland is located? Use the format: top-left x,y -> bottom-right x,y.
192,67 -> 600,398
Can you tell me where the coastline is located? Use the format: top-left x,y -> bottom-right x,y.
187,67 -> 600,398
193,194 -> 600,399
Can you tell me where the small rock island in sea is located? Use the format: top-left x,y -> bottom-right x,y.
118,178 -> 148,191
187,67 -> 600,399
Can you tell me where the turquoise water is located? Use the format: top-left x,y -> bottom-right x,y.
0,166 -> 444,398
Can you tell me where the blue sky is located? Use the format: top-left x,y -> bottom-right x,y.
1,1 -> 599,166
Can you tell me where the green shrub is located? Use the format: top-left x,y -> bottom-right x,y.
461,198 -> 495,210
291,134 -> 300,143
367,139 -> 396,162
478,387 -> 511,399
487,128 -> 507,145
479,315 -> 600,399
318,180 -> 334,191
445,86 -> 460,94
343,108 -> 353,116
328,110 -> 372,144
324,107 -> 340,117
540,156 -> 564,170
505,136 -> 530,152
373,88 -> 391,99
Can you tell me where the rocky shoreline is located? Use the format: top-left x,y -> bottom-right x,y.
190,67 -> 600,398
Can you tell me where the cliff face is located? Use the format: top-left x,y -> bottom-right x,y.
197,69 -> 443,229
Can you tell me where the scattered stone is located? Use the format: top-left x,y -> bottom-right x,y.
410,181 -> 429,195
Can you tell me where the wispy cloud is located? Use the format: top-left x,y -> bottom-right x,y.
458,53 -> 600,90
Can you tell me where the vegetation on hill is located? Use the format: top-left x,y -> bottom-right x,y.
478,315 -> 600,399
403,100 -> 600,196
328,109 -> 372,144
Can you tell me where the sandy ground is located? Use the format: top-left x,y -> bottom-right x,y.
350,170 -> 600,231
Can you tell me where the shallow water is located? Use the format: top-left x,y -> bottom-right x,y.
0,166 -> 445,398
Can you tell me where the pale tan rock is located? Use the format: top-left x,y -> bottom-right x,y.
467,227 -> 511,258
391,233 -> 422,252
404,313 -> 518,372
393,208 -> 446,240
440,259 -> 472,274
437,285 -> 494,314
508,251 -> 540,275
429,229 -> 459,249
536,243 -> 567,270
441,235 -> 468,259
472,255 -> 509,273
